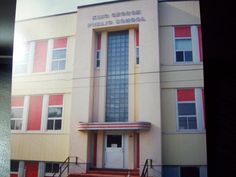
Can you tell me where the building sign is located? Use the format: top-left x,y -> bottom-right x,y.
87,10 -> 146,28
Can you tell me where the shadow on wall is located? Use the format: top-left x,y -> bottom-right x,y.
159,1 -> 201,25
0,62 -> 12,177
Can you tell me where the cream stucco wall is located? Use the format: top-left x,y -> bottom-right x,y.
159,1 -> 206,166
11,14 -> 76,162
70,0 -> 162,169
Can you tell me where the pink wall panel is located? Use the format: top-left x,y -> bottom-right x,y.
136,30 -> 139,46
27,96 -> 43,130
33,40 -> 47,73
11,96 -> 24,107
53,37 -> 67,48
177,89 -> 195,101
96,33 -> 101,50
49,95 -> 63,105
175,26 -> 191,37
10,174 -> 18,177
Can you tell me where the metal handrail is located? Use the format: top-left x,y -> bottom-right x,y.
141,159 -> 152,177
52,156 -> 78,177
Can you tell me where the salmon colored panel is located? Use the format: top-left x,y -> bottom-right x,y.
25,162 -> 38,177
175,26 -> 191,37
136,133 -> 140,169
177,89 -> 195,101
27,96 -> 43,130
10,174 -> 18,177
198,26 -> 203,61
93,133 -> 97,167
49,95 -> 63,105
97,33 -> 101,50
11,96 -> 24,107
53,38 -> 67,48
33,40 -> 47,73
136,30 -> 139,46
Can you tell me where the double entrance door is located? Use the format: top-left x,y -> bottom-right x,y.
104,133 -> 127,169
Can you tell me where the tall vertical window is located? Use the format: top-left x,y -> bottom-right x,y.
177,88 -> 205,131
47,95 -> 63,130
136,30 -> 139,64
175,26 -> 193,62
52,38 -> 67,71
11,96 -> 24,130
177,89 -> 197,130
106,31 -> 129,122
95,33 -> 101,68
174,26 -> 203,63
14,43 -> 30,74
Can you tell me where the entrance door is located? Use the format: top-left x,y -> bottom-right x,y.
105,134 -> 124,168
25,162 -> 38,177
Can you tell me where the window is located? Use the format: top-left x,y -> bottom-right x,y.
52,38 -> 67,71
175,38 -> 193,62
14,43 -> 30,74
11,96 -> 24,130
45,162 -> 60,174
47,95 -> 63,130
174,26 -> 203,63
177,88 -> 205,131
95,33 -> 101,68
10,160 -> 19,172
136,30 -> 139,64
180,167 -> 200,177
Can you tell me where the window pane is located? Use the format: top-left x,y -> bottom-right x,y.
136,48 -> 139,64
55,120 -> 62,130
48,107 -> 62,118
11,108 -> 23,118
10,161 -> 19,172
52,49 -> 66,59
11,120 -> 15,130
175,39 -> 192,50
52,61 -> 59,71
188,117 -> 197,129
59,60 -> 66,70
15,120 -> 22,130
47,120 -> 54,130
45,163 -> 52,173
107,135 -> 122,147
185,51 -> 193,61
176,51 -> 184,62
53,163 -> 60,173
178,103 -> 196,115
179,117 -> 188,129
96,59 -> 100,67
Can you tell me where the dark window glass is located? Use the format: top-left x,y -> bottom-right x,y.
46,163 -> 60,173
178,103 -> 196,115
96,59 -> 100,67
179,117 -> 188,129
176,51 -> 184,62
47,120 -> 54,130
188,117 -> 197,129
180,167 -> 200,177
185,51 -> 193,61
136,47 -> 139,64
107,135 -> 122,148
55,120 -> 62,130
48,107 -> 62,118
10,160 -> 19,172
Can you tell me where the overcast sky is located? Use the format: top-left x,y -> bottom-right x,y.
16,0 -> 117,20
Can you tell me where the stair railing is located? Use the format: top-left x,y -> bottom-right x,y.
141,159 -> 152,177
52,156 -> 78,177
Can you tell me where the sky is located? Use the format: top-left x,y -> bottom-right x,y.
15,0 -> 117,21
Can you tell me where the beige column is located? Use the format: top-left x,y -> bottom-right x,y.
98,32 -> 107,123
96,131 -> 104,168
129,29 -> 135,122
